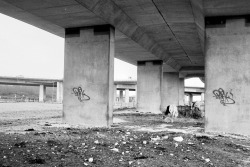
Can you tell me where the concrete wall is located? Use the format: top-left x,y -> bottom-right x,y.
137,62 -> 162,114
161,73 -> 182,110
63,25 -> 114,127
205,19 -> 250,136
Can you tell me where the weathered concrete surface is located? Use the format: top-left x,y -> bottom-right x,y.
39,85 -> 46,102
205,19 -> 250,136
119,90 -> 123,102
56,82 -> 63,103
0,0 -> 209,72
137,62 -> 162,114
125,89 -> 129,103
178,78 -> 185,105
63,25 -> 114,127
161,73 -> 184,110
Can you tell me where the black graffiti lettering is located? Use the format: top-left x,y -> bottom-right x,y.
213,88 -> 235,106
72,87 -> 90,102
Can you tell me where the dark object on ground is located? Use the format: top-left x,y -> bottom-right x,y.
27,157 -> 46,164
14,141 -> 26,148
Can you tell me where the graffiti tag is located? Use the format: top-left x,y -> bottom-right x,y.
213,88 -> 235,106
72,87 -> 90,102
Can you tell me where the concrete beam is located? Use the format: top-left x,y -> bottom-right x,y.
75,0 -> 181,71
190,0 -> 205,53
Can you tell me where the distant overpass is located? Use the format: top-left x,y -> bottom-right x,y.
0,76 -> 63,103
0,76 -> 62,87
0,78 -> 204,104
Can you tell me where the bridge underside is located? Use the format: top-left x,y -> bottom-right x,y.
1,0 -> 250,135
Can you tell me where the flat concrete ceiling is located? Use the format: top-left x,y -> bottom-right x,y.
0,0 -> 247,74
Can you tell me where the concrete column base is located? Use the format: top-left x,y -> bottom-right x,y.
137,61 -> 162,114
161,73 -> 185,111
63,25 -> 114,127
205,18 -> 250,136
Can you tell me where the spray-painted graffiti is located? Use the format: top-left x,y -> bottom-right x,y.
213,88 -> 235,106
72,87 -> 90,102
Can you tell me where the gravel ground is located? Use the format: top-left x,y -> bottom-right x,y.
0,103 -> 250,167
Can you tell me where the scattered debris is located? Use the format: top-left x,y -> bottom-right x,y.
24,128 -> 35,131
0,108 -> 249,167
173,136 -> 184,142
110,148 -> 119,152
88,157 -> 93,163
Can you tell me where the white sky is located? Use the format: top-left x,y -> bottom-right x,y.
0,13 -> 203,87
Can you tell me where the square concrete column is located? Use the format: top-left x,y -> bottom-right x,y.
201,93 -> 204,102
137,61 -> 162,114
189,94 -> 193,105
113,85 -> 117,104
178,78 -> 185,106
205,18 -> 250,136
39,85 -> 46,102
119,90 -> 123,102
63,25 -> 114,127
161,73 -> 183,110
56,82 -> 63,103
125,89 -> 129,103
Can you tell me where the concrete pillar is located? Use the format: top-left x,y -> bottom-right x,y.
119,90 -> 123,102
205,18 -> 250,135
178,78 -> 185,105
189,93 -> 193,105
39,85 -> 46,102
113,85 -> 117,104
137,61 -> 162,113
201,93 -> 205,102
125,89 -> 129,103
135,85 -> 137,105
56,82 -> 63,103
63,25 -> 114,127
161,73 -> 183,110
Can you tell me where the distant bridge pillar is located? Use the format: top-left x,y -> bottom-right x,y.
113,85 -> 117,103
205,18 -> 250,135
137,61 -> 162,114
161,73 -> 184,111
56,82 -> 63,103
201,93 -> 205,102
39,85 -> 46,102
125,89 -> 129,103
119,90 -> 123,102
63,25 -> 114,127
178,78 -> 185,106
189,93 -> 193,105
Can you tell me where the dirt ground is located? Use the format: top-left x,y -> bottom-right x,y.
0,103 -> 250,167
